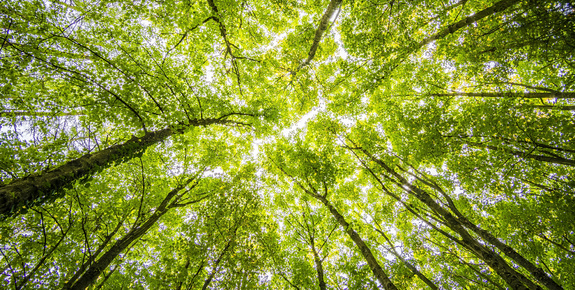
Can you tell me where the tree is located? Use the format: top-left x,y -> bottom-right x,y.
1,0 -> 573,288
0,116 -> 254,218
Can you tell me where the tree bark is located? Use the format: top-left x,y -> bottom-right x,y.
417,0 -> 521,48
532,105 -> 575,111
65,177 -> 200,289
296,208 -> 329,290
416,192 -> 537,289
374,227 -> 438,290
64,218 -> 125,287
427,237 -> 506,290
272,159 -> 397,290
0,111 -> 84,117
298,0 -> 343,69
201,201 -> 249,290
356,147 -> 541,289
315,194 -> 398,290
201,239 -> 234,290
417,163 -> 561,290
373,0 -> 519,85
432,92 -> 575,99
0,118 -> 236,218
488,137 -> 575,155
66,210 -> 165,289
311,245 -> 327,290
421,174 -> 564,290
456,216 -> 563,290
415,160 -> 564,290
467,142 -> 575,167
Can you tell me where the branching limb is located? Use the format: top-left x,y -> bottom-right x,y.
298,0 -> 343,70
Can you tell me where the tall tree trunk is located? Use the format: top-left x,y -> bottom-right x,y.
65,177 -> 200,289
355,147 -> 541,289
415,164 -> 564,290
426,236 -> 506,290
298,0 -> 343,70
273,160 -> 397,290
432,92 -> 575,99
376,0 -> 520,83
64,218 -> 126,287
185,260 -> 206,290
373,227 -> 438,290
260,238 -> 302,290
532,105 -> 575,111
175,259 -> 191,290
93,264 -> 118,289
0,118 -> 236,218
488,137 -> 575,155
66,208 -> 166,289
295,206 -> 329,290
430,176 -> 562,290
467,142 -> 575,167
311,245 -> 327,290
417,0 -> 521,48
201,200 -> 250,290
314,194 -> 398,290
415,192 -> 537,289
456,216 -> 563,290
0,111 -> 84,117
201,239 -> 234,290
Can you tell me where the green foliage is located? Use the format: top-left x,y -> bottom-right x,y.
1,0 -> 573,288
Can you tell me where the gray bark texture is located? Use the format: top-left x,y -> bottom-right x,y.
360,148 -> 545,289
315,195 -> 398,290
375,228 -> 438,290
298,0 -> 342,69
433,92 -> 575,99
65,177 -> 199,289
417,0 -> 521,48
468,142 -> 575,168
0,118 -> 229,218
273,160 -> 397,290
311,245 -> 327,290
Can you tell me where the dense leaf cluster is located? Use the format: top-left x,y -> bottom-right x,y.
0,0 -> 573,288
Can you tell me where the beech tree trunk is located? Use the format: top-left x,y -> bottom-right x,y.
418,162 -> 563,290
468,142 -> 575,167
408,187 -> 536,289
201,240 -> 234,290
457,217 -> 563,290
532,105 -> 575,110
417,0 -> 521,48
0,118 -> 232,218
311,245 -> 327,290
374,228 -> 438,290
357,148 -> 543,289
201,203 -> 248,290
432,92 -> 575,99
315,194 -> 398,290
67,211 -> 164,289
298,0 -> 342,69
273,160 -> 398,290
65,177 -> 199,289
378,0 -> 521,84
64,218 -> 125,287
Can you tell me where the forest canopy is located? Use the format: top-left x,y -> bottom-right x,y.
0,0 -> 574,288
